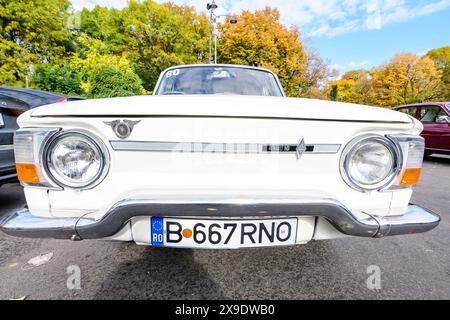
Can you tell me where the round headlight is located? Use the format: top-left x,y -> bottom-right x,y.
46,132 -> 108,188
341,136 -> 400,191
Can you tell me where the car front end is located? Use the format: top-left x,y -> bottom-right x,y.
0,94 -> 440,249
0,65 -> 441,249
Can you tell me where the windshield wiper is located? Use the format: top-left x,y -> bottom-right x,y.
213,92 -> 239,95
162,91 -> 185,95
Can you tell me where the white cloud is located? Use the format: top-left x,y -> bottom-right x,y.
161,0 -> 450,37
71,0 -> 450,38
309,19 -> 360,37
362,0 -> 450,30
328,60 -> 373,76
347,60 -> 372,68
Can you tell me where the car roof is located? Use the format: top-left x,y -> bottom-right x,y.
162,63 -> 277,74
395,102 -> 450,109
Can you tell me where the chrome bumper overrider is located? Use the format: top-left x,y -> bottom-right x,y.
0,197 -> 441,240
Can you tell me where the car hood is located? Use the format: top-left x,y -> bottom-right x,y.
30,95 -> 412,123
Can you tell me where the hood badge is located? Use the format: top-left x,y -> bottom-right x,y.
296,137 -> 306,159
104,120 -> 141,139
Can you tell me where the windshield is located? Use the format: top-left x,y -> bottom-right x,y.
155,66 -> 284,97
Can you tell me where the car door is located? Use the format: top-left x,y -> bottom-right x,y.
418,105 -> 450,151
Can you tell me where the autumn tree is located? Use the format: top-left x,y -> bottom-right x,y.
368,53 -> 443,107
217,7 -> 310,97
0,0 -> 72,86
329,70 -> 372,104
301,48 -> 334,98
427,46 -> 450,100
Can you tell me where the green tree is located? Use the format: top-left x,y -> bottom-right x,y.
127,1 -> 209,91
89,67 -> 143,98
329,84 -> 338,101
0,0 -> 72,86
79,6 -> 128,53
427,46 -> 450,99
34,63 -> 84,96
78,0 -> 210,92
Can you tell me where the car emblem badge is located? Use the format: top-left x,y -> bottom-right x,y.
104,120 -> 141,139
296,137 -> 306,159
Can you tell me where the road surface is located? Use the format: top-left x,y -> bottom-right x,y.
0,155 -> 448,299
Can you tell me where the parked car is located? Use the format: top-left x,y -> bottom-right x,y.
0,86 -> 83,186
394,102 -> 450,155
0,65 -> 440,249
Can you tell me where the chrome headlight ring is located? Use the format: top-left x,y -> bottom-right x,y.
43,130 -> 110,190
340,135 -> 402,192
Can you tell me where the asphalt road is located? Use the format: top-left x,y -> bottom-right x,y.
0,155 -> 449,300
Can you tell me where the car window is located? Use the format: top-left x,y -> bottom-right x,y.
420,106 -> 447,122
397,107 -> 417,118
0,94 -> 29,109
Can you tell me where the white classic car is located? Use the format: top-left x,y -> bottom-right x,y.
0,64 -> 441,249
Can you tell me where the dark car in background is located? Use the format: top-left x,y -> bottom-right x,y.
394,102 -> 450,156
0,86 -> 83,186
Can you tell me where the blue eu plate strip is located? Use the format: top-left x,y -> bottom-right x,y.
151,217 -> 164,246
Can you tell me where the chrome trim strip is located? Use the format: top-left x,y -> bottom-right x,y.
371,205 -> 441,237
424,147 -> 450,152
0,198 -> 440,240
110,141 -> 341,154
0,144 -> 14,151
0,208 -> 94,240
0,173 -> 17,184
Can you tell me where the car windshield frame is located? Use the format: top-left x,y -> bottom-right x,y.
154,65 -> 285,97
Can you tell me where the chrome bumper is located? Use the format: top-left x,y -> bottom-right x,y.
0,197 -> 441,240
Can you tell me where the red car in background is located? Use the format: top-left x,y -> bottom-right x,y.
394,102 -> 450,155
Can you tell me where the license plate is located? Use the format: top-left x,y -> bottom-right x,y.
151,217 -> 298,249
0,113 -> 4,127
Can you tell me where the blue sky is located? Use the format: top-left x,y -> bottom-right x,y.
71,0 -> 450,74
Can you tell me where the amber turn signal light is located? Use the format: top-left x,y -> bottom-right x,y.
16,163 -> 40,184
399,168 -> 421,187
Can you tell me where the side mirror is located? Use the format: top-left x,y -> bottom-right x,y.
436,115 -> 450,124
